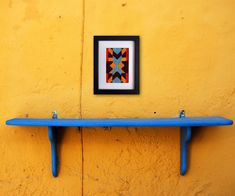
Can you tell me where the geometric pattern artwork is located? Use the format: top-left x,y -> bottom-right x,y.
106,48 -> 129,83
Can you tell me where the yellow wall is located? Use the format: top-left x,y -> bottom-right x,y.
0,0 -> 235,195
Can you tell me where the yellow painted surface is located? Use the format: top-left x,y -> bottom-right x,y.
0,0 -> 235,195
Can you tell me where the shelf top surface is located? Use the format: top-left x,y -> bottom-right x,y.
6,117 -> 233,127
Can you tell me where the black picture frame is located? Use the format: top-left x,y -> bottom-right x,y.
94,36 -> 140,94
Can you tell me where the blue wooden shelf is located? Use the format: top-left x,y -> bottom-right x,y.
6,111 -> 233,177
6,116 -> 232,127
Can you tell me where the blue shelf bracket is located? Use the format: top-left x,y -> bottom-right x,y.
48,111 -> 58,177
179,110 -> 192,175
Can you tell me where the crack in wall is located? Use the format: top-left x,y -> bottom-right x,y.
79,0 -> 85,195
79,0 -> 85,118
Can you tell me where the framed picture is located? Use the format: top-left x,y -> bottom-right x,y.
94,36 -> 139,94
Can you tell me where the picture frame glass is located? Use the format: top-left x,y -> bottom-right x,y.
98,40 -> 134,90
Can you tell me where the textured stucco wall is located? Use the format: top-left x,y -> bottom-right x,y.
0,0 -> 235,195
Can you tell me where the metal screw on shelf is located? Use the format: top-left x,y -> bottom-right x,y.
52,111 -> 58,119
179,110 -> 185,118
